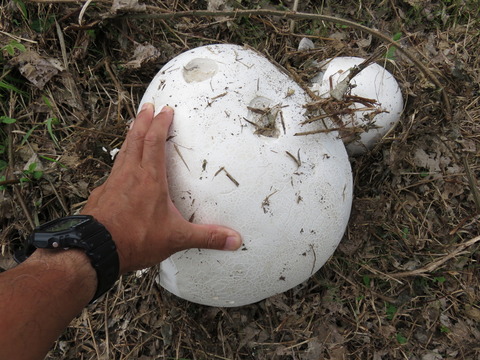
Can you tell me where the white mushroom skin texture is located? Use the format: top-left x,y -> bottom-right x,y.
139,44 -> 353,307
311,56 -> 404,155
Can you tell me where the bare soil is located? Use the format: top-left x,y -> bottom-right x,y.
0,0 -> 479,359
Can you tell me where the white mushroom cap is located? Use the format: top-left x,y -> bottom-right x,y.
310,56 -> 404,155
139,44 -> 353,307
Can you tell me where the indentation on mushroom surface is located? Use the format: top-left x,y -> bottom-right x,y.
182,58 -> 218,83
247,96 -> 280,138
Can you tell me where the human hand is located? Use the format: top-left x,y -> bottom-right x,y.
81,103 -> 242,275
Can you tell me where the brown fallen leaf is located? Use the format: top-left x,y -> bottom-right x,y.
12,50 -> 63,89
111,0 -> 146,13
124,43 -> 161,69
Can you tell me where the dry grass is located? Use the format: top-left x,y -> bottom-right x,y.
0,0 -> 479,359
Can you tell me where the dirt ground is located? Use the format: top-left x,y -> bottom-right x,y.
0,0 -> 479,359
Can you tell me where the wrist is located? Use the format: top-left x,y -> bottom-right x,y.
17,215 -> 120,303
26,249 -> 97,305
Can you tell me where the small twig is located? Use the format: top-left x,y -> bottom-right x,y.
214,167 -> 239,187
286,63 -> 319,100
294,127 -> 347,136
279,111 -> 286,134
301,107 -> 377,125
13,185 -> 35,230
210,92 -> 228,100
242,117 -> 260,128
0,178 -> 21,187
46,176 -> 69,214
388,236 -> 480,278
309,244 -> 316,275
207,92 -> 228,107
285,150 -> 301,167
69,125 -> 125,138
72,199 -> 88,209
435,134 -> 480,214
0,30 -> 37,44
104,294 -> 110,356
85,313 -> 101,360
289,0 -> 299,32
104,57 -> 135,120
30,0 -> 110,2
174,144 -> 190,172
261,190 -> 278,213
462,156 -> 480,213
6,96 -> 36,230
78,0 -> 94,25
55,20 -> 68,69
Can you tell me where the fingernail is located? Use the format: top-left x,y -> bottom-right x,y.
160,105 -> 174,114
223,235 -> 242,251
141,102 -> 154,111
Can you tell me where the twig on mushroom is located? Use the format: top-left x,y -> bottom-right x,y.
261,190 -> 278,213
285,150 -> 301,168
174,144 -> 190,172
309,244 -> 317,275
206,91 -> 228,107
214,167 -> 239,187
294,127 -> 361,136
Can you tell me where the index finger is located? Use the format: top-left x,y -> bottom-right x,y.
141,106 -> 174,179
120,102 -> 156,166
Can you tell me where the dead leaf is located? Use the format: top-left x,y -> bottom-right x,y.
207,0 -> 233,11
356,35 -> 372,48
266,293 -> 291,312
23,153 -> 44,172
441,180 -> 464,200
0,254 -> 16,271
67,179 -> 90,198
124,43 -> 161,69
413,148 -> 441,173
298,37 -> 315,51
303,338 -> 324,360
160,323 -> 172,346
421,351 -> 444,360
0,193 -> 14,220
238,323 -> 260,350
330,31 -> 347,41
12,51 -> 63,89
373,349 -> 389,360
328,345 -> 346,359
57,72 -> 85,111
449,319 -> 480,344
465,305 -> 480,322
111,0 -> 146,13
274,346 -> 290,356
380,325 -> 397,339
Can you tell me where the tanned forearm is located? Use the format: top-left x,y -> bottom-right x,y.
0,249 -> 97,360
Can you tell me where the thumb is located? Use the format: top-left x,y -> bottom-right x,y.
183,223 -> 242,251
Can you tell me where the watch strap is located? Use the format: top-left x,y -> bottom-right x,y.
84,221 -> 119,303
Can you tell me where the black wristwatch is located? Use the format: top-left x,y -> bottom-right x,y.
14,215 -> 119,303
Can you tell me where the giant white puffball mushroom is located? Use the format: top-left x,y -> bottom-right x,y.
139,44 -> 353,307
310,56 -> 404,155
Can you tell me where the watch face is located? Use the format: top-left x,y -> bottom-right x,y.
41,217 -> 89,232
